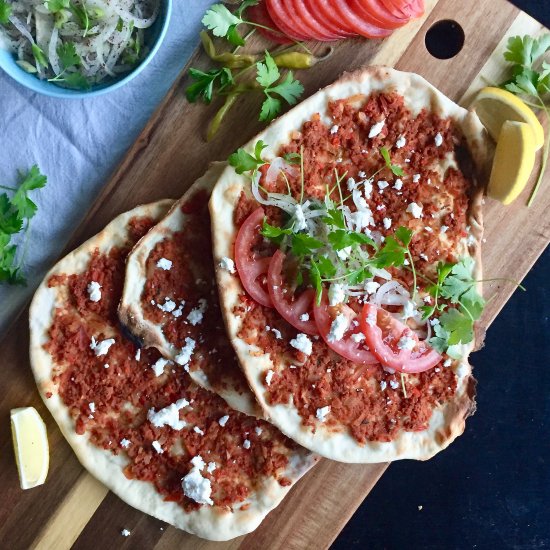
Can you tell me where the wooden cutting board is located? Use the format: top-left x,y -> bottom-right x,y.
0,1 -> 548,548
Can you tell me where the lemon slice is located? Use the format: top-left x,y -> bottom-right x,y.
11,407 -> 49,490
473,87 -> 544,151
488,120 -> 536,205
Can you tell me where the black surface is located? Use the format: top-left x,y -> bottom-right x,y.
334,3 -> 550,549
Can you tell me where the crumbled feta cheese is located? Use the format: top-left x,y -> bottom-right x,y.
293,203 -> 307,232
316,406 -> 331,422
393,178 -> 403,190
330,124 -> 339,134
434,132 -> 443,147
380,380 -> 387,391
89,402 -> 96,413
218,415 -> 229,427
389,380 -> 400,390
383,217 -> 392,230
90,336 -> 115,357
419,253 -> 429,261
135,348 -> 141,361
328,282 -> 346,306
401,300 -> 417,320
443,358 -> 452,368
87,281 -> 101,302
207,462 -> 217,474
219,256 -> 236,274
368,119 -> 385,138
406,202 -> 423,218
148,398 -> 189,430
191,455 -> 206,471
121,529 -> 131,537
412,174 -> 421,183
255,427 -> 263,436
383,365 -> 396,374
182,466 -> 213,505
290,333 -> 313,356
376,204 -> 386,211
187,298 -> 207,326
351,332 -> 366,343
395,135 -> 406,148
358,171 -> 367,178
152,440 -> 163,454
430,318 -> 440,327
300,313 -> 310,322
327,314 -> 349,342
347,177 -> 357,192
157,258 -> 173,270
158,298 -> 177,313
120,438 -> 131,448
377,180 -> 389,190
365,281 -> 380,294
243,439 -> 251,450
194,426 -> 204,436
423,295 -> 432,304
175,337 -> 196,367
336,245 -> 352,261
397,335 -> 416,351
363,178 -> 373,198
151,358 -> 171,377
104,363 -> 109,369
425,226 -> 433,233
440,225 -> 449,234
265,369 -> 275,386
269,327 -> 282,339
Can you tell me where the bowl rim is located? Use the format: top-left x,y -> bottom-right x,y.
0,0 -> 173,99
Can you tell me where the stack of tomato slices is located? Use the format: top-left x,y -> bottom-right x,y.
235,207 -> 441,374
248,0 -> 424,43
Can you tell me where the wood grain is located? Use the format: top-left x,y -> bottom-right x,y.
0,1 -> 548,549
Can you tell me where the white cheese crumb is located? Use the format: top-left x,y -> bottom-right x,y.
412,174 -> 421,183
316,406 -> 331,422
419,253 -> 429,261
327,314 -> 349,343
383,217 -> 392,230
218,415 -> 229,427
90,337 -> 115,357
104,363 -> 109,369
401,300 -> 417,320
406,202 -> 423,219
377,180 -> 389,190
290,333 -> 313,356
380,380 -> 387,391
299,313 -> 310,322
187,298 -> 207,326
157,298 -> 176,313
383,366 -> 396,374
368,119 -> 385,138
395,135 -> 406,148
358,171 -> 367,178
423,295 -> 432,304
148,398 -> 189,430
430,318 -> 440,327
440,225 -> 449,234
135,348 -> 141,361
269,327 -> 282,339
393,178 -> 403,190
120,438 -> 131,448
328,282 -> 346,306
255,427 -> 263,436
443,359 -> 452,368
194,426 -> 204,436
265,369 -> 275,386
207,462 -> 216,474
389,380 -> 400,390
293,203 -> 307,232
175,337 -> 196,367
87,281 -> 101,302
219,256 -> 236,274
376,204 -> 386,211
434,132 -> 443,147
121,529 -> 131,537
330,124 -> 339,134
397,335 -> 416,351
365,281 -> 380,294
89,402 -> 96,413
152,440 -> 163,454
347,177 -> 357,192
336,246 -> 352,261
151,357 -> 171,377
191,455 -> 205,471
182,466 -> 213,506
243,439 -> 251,450
157,258 -> 173,270
351,332 -> 366,343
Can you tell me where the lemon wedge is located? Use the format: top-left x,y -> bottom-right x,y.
11,407 -> 49,490
488,120 -> 536,205
473,87 -> 544,151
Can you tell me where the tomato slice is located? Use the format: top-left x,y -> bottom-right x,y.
313,293 -> 379,365
234,208 -> 274,308
385,0 -> 424,18
360,303 -> 441,373
351,0 -> 409,30
266,0 -> 311,40
289,0 -> 344,41
332,1 -> 394,38
315,0 -> 357,35
248,2 -> 292,44
267,250 -> 319,335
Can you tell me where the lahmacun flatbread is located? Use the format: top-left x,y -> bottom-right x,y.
119,163 -> 261,417
210,66 -> 491,463
29,202 -> 317,541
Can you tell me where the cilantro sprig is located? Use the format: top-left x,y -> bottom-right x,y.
47,42 -> 89,90
501,33 -> 550,206
0,166 -> 47,285
228,140 -> 268,174
0,0 -> 11,25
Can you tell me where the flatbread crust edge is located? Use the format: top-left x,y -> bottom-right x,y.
119,163 -> 262,418
209,66 -> 489,463
29,201 -> 317,541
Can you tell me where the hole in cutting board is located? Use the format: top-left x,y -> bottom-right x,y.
425,20 -> 465,59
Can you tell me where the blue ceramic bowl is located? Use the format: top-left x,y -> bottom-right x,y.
0,0 -> 172,99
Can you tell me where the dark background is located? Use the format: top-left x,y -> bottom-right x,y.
334,2 -> 550,549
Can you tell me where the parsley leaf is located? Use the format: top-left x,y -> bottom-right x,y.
323,207 -> 346,229
186,67 -> 233,103
372,227 -> 412,268
261,219 -> 292,245
380,147 -> 405,177
0,0 -> 11,25
260,96 -> 281,122
57,42 -> 80,69
31,44 -> 48,68
438,308 -> 474,346
440,257 -> 485,310
291,233 -> 323,256
45,0 -> 70,13
11,165 -> 47,219
62,72 -> 90,89
328,229 -> 375,251
202,4 -> 243,40
228,140 -> 268,174
256,51 -> 280,88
